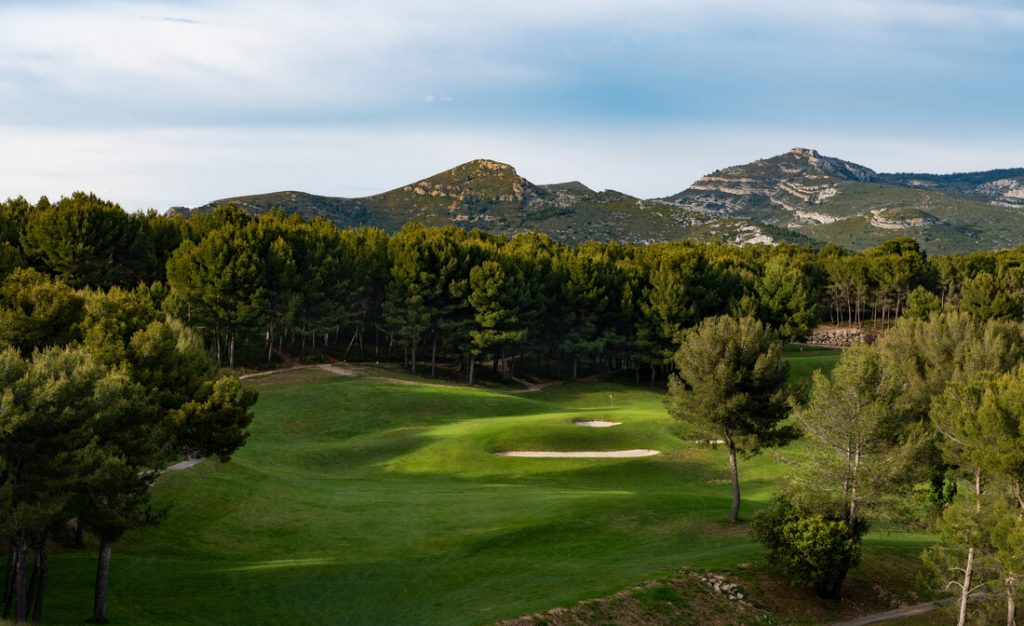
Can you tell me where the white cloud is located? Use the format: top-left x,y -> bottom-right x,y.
0,0 -> 1020,125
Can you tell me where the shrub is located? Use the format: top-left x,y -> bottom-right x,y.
750,495 -> 867,599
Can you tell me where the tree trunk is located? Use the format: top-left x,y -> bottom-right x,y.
816,557 -> 849,600
650,363 -> 656,386
411,340 -> 417,374
1008,578 -> 1017,626
571,356 -> 578,382
468,354 -> 475,385
3,540 -> 16,619
726,436 -> 741,523
430,333 -> 437,378
957,468 -> 983,626
345,330 -> 358,359
24,558 -> 36,621
228,333 -> 235,369
847,447 -> 860,531
957,546 -> 974,626
74,518 -> 85,548
30,531 -> 47,625
14,540 -> 29,623
92,539 -> 113,624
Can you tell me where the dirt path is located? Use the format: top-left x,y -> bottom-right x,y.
831,600 -> 951,626
238,364 -> 320,380
506,375 -> 561,393
238,361 -> 561,393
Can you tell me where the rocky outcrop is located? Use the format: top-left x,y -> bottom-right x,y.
976,178 -> 1024,207
869,208 -> 941,230
792,147 -> 877,182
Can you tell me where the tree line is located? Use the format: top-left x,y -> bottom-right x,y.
7,193 -> 1024,384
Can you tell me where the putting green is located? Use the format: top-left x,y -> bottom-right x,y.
31,353 -> 931,626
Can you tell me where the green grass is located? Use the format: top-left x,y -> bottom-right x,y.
784,344 -> 842,383
28,349 -> 930,625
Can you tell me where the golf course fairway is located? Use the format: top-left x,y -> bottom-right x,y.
32,350 -> 932,625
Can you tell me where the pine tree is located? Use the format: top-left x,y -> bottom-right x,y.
668,315 -> 793,523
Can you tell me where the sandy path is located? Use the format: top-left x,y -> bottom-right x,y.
831,600 -> 951,626
574,420 -> 621,427
495,449 -> 659,458
164,457 -> 204,472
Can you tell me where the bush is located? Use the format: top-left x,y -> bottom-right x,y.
750,495 -> 867,599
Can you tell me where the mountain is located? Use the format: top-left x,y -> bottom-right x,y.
660,148 -> 1024,254
878,169 -> 1024,207
171,151 -> 1024,254
173,158 -> 813,246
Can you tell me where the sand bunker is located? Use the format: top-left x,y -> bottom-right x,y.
573,420 -> 621,428
495,449 -> 660,458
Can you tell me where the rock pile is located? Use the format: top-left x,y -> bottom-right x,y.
805,326 -> 876,347
700,573 -> 747,603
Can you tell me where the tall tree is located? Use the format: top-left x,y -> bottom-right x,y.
21,193 -> 138,289
165,214 -> 267,367
468,259 -> 528,382
80,310 -> 256,624
0,269 -> 84,355
0,346 -> 140,623
790,344 -> 926,598
668,315 -> 793,522
746,256 -> 819,341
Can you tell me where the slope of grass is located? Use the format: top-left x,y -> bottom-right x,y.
25,350 -> 934,626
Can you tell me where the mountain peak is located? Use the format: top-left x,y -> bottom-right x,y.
781,148 -> 876,182
788,147 -> 820,158
447,159 -> 518,176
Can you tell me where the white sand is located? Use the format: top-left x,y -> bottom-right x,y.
495,449 -> 660,458
573,420 -> 621,427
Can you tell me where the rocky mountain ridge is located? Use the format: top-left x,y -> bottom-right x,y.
171,149 -> 1024,254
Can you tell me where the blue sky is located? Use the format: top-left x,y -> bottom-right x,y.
1,0 -> 1022,209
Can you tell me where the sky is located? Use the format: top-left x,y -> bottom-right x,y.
0,0 -> 1022,210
